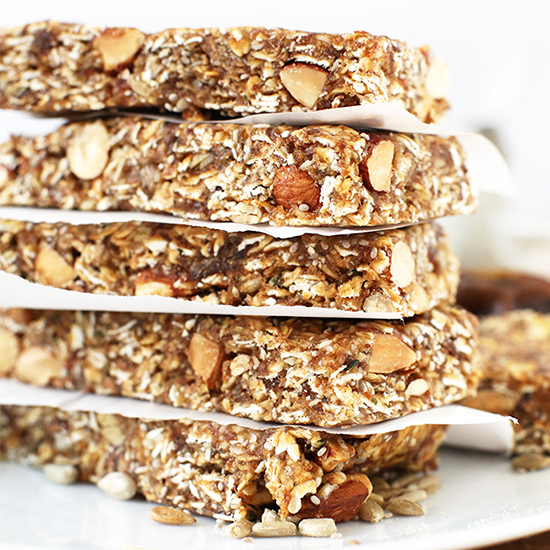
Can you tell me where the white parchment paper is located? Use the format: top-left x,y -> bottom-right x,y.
0,271 -> 403,319
0,379 -> 514,453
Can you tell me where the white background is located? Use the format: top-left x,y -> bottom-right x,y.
1,0 -> 550,274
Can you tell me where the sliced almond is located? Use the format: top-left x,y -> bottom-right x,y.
35,245 -> 77,287
188,333 -> 225,391
368,334 -> 417,373
273,166 -> 320,211
67,121 -> 111,180
15,347 -> 61,386
94,28 -> 146,72
279,63 -> 328,109
361,141 -> 395,192
390,241 -> 416,288
0,329 -> 19,375
149,506 -> 196,525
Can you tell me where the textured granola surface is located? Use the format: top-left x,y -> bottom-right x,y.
0,305 -> 478,427
0,118 -> 474,227
0,405 -> 446,520
0,21 -> 448,121
0,220 -> 459,316
462,310 -> 550,455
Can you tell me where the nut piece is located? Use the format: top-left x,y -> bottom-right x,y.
0,329 -> 19,375
67,121 -> 111,180
98,471 -> 137,500
425,57 -> 450,99
43,464 -> 79,485
298,518 -> 337,537
279,62 -> 329,108
273,166 -> 320,211
314,439 -> 355,472
368,334 -> 417,374
15,347 -> 61,386
461,390 -> 516,416
386,498 -> 424,517
149,506 -> 196,525
298,477 -> 371,523
35,245 -> 77,287
252,520 -> 297,538
359,499 -> 385,523
93,28 -> 146,72
361,140 -> 395,192
224,519 -> 254,538
187,333 -> 225,391
390,241 -> 416,288
511,453 -> 550,472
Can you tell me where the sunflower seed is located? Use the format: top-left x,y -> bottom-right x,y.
359,499 -> 385,523
512,453 -> 550,472
97,471 -> 136,500
43,464 -> 79,485
252,520 -> 297,537
386,498 -> 424,516
224,519 -> 253,538
149,506 -> 196,525
298,518 -> 337,537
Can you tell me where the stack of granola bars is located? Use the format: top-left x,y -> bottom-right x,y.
0,22 -> 479,528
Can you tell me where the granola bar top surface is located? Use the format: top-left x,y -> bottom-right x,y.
0,21 -> 448,121
0,404 -> 446,521
0,118 -> 474,227
461,310 -> 550,455
0,220 -> 459,317
0,305 -> 478,427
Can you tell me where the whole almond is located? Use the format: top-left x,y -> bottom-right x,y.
298,477 -> 371,523
273,166 -> 320,211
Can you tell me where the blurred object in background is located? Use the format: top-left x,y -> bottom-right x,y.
457,269 -> 550,316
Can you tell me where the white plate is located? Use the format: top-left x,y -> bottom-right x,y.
0,448 -> 549,550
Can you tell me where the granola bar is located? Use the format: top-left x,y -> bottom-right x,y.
0,118 -> 474,227
461,310 -> 550,456
0,21 -> 449,121
0,305 -> 478,427
0,404 -> 446,521
0,220 -> 458,317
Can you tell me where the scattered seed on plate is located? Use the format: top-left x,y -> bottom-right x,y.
386,498 -> 424,517
298,518 -> 337,537
149,506 -> 196,525
224,519 -> 253,538
97,471 -> 136,500
43,464 -> 79,485
359,499 -> 385,523
511,453 -> 550,472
